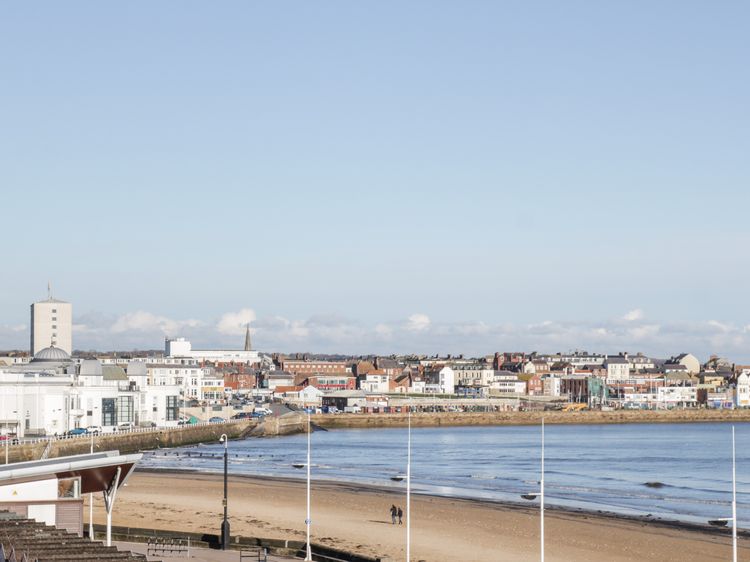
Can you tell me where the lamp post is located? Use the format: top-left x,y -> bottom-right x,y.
219,433 -> 230,550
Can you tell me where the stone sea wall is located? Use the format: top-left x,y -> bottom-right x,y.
311,408 -> 750,430
3,420 -> 256,463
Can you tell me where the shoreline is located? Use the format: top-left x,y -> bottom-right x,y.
99,469 -> 745,561
135,467 -> 746,538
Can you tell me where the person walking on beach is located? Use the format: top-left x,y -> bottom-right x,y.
390,504 -> 397,524
397,506 -> 403,525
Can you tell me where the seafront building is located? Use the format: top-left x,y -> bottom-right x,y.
0,345 -> 181,437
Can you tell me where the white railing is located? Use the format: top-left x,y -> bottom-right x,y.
4,418 -> 240,449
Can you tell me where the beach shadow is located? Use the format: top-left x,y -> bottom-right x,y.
368,520 -> 395,525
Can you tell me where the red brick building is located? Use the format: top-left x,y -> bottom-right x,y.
301,374 -> 356,391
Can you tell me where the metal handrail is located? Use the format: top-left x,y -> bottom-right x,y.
5,419 -> 237,448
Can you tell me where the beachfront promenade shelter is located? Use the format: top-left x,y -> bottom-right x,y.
0,450 -> 141,543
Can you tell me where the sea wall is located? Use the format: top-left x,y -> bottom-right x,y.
2,420 -> 256,464
250,413 -> 307,437
311,409 -> 750,429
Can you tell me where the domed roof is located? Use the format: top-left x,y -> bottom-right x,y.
33,345 -> 71,362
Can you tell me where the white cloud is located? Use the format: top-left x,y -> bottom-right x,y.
374,323 -> 393,338
628,324 -> 661,340
623,309 -> 644,322
216,308 -> 257,335
7,305 -> 750,362
406,313 -> 431,332
110,311 -> 202,336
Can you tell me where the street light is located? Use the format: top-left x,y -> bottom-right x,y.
219,433 -> 230,550
521,418 -> 545,562
292,411 -> 313,561
707,425 -> 738,562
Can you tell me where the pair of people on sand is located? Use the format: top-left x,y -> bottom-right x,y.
390,504 -> 403,525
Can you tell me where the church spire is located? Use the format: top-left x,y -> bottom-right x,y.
244,323 -> 252,351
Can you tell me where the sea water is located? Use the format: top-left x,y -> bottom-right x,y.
139,422 -> 749,525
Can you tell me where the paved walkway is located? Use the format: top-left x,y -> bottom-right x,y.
113,540 -> 298,562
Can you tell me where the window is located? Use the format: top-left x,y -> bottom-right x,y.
166,396 -> 179,421
52,309 -> 57,313
102,398 -> 116,426
58,477 -> 81,499
52,317 -> 57,321
52,325 -> 57,329
117,396 -> 134,423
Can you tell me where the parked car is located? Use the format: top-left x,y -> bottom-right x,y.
254,407 -> 273,416
208,416 -> 225,423
0,435 -> 19,445
250,412 -> 266,419
231,412 -> 251,420
67,428 -> 88,436
117,422 -> 135,431
86,425 -> 102,435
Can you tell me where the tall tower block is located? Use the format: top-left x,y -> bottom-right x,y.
30,287 -> 72,356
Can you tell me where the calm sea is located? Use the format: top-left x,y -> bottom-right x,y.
139,422 -> 749,525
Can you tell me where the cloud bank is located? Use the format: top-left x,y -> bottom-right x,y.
2,308 -> 750,362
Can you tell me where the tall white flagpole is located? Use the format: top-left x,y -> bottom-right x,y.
406,403 -> 412,562
732,425 -> 737,562
305,411 -> 312,561
541,417 -> 545,562
89,432 -> 94,540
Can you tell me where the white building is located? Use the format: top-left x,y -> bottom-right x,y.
146,360 -> 226,403
543,376 -> 562,397
165,337 -> 261,366
537,352 -> 605,367
30,295 -> 72,356
489,372 -> 526,395
657,386 -> 698,407
671,353 -> 701,375
736,373 -> 750,407
628,354 -> 656,372
425,366 -> 455,394
360,372 -> 392,393
604,356 -> 631,381
453,364 -> 494,387
0,347 -> 181,437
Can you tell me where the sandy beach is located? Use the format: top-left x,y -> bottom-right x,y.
91,470 -> 744,562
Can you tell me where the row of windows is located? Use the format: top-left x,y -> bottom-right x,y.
101,397 -> 134,425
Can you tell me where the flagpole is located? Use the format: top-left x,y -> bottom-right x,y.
305,411 -> 312,561
541,417 -> 545,562
406,403 -> 411,562
732,425 -> 737,562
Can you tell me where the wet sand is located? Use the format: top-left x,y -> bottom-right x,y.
92,471 -> 745,562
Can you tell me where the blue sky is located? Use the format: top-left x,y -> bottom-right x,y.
1,2 -> 749,359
